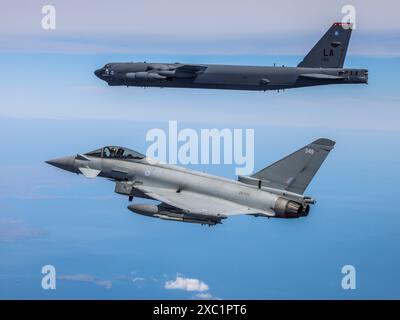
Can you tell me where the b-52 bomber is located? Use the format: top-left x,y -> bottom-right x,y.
46,138 -> 335,226
95,23 -> 367,91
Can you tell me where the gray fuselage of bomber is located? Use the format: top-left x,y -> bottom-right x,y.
94,23 -> 368,91
95,62 -> 368,91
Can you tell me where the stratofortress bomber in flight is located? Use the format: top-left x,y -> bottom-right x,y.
46,138 -> 335,226
95,23 -> 367,91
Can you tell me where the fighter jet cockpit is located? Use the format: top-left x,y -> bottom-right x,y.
85,146 -> 145,160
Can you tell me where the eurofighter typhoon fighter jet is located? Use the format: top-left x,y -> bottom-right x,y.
46,139 -> 335,226
95,23 -> 367,91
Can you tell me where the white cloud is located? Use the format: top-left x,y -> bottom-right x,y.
164,275 -> 209,292
132,277 -> 145,283
58,274 -> 112,289
194,292 -> 213,299
194,292 -> 222,300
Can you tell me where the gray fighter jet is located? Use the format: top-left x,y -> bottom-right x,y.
95,23 -> 367,91
46,138 -> 335,226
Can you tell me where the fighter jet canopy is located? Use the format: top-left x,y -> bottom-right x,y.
85,146 -> 145,160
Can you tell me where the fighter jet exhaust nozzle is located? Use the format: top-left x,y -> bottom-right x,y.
126,72 -> 166,81
273,197 -> 308,218
302,204 -> 310,216
128,204 -> 221,226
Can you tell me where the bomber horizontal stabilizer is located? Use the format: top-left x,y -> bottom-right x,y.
299,74 -> 345,80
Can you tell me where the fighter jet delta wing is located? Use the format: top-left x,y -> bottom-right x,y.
133,185 -> 274,217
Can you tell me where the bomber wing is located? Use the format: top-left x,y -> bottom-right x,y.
133,185 -> 274,217
173,64 -> 207,73
154,64 -> 207,79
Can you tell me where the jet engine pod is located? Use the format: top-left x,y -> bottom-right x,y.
126,72 -> 166,81
273,197 -> 305,218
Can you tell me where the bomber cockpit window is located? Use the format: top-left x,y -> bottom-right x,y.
102,146 -> 145,160
85,148 -> 102,158
104,64 -> 111,75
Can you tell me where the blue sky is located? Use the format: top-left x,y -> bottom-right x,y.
1,0 -> 400,299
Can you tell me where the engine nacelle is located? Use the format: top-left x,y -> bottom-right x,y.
273,197 -> 308,218
126,72 -> 166,81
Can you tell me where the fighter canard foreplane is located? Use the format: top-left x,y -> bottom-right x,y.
95,23 -> 367,91
46,139 -> 335,226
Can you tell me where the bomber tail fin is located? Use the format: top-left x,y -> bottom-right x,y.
298,23 -> 352,68
251,139 -> 335,195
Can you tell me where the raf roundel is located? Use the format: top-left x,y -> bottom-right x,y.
144,170 -> 151,177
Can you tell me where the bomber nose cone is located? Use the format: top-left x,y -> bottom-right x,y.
46,156 -> 76,173
94,68 -> 103,79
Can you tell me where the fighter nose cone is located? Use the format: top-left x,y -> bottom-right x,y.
46,156 -> 76,173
